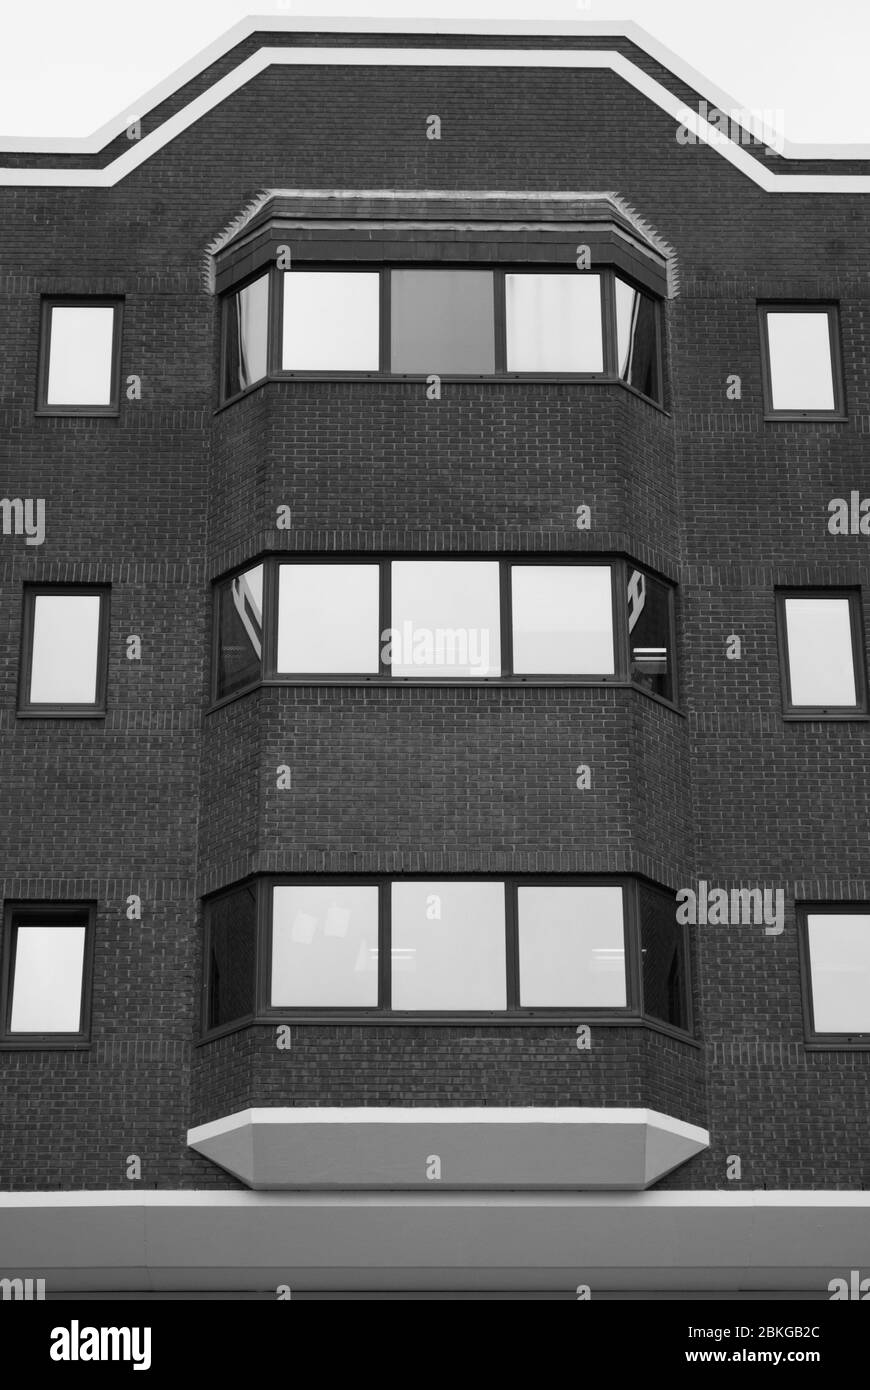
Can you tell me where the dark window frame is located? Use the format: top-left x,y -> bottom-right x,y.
18,584 -> 111,718
775,587 -> 868,720
0,902 -> 96,1048
797,903 -> 870,1048
758,302 -> 846,421
199,874 -> 694,1039
36,296 -> 124,417
209,555 -> 679,705
218,264 -> 665,407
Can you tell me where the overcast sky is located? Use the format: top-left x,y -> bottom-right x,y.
0,0 -> 866,145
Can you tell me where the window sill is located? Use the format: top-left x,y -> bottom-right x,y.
17,708 -> 107,719
34,407 -> 120,418
763,412 -> 848,423
197,1013 -> 698,1044
782,710 -> 870,721
0,1038 -> 91,1050
803,1037 -> 870,1050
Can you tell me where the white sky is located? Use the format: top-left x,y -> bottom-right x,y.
0,1 -> 867,145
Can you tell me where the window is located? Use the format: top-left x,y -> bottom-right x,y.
282,271 -> 380,371
202,877 -> 692,1030
1,904 -> 94,1044
759,305 -> 843,417
38,299 -> 122,413
220,267 -> 664,402
777,590 -> 866,716
510,565 -> 614,675
222,273 -> 269,399
212,558 -> 677,697
801,909 -> 870,1039
19,587 -> 109,715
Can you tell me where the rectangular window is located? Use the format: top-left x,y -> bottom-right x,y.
802,910 -> 870,1038
390,270 -> 495,373
777,591 -> 865,715
517,885 -> 626,1007
615,276 -> 661,402
505,273 -> 604,373
1,905 -> 94,1043
223,273 -> 269,399
214,564 -> 263,700
760,305 -> 843,416
271,884 -> 379,1007
639,883 -> 689,1032
627,568 -> 674,702
205,885 -> 258,1031
390,881 -> 507,1010
389,561 -> 501,677
510,564 -> 614,674
19,587 -> 109,714
38,299 -> 121,413
282,271 -> 380,371
277,563 -> 380,674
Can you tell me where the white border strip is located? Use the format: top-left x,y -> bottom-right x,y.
1,40 -> 869,191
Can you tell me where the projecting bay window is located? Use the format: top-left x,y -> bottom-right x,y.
201,877 -> 692,1033
0,904 -> 95,1046
211,558 -> 678,701
219,266 -> 664,403
776,589 -> 867,718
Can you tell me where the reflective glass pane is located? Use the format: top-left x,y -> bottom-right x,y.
518,886 -> 626,1007
223,274 -> 269,397
505,274 -> 603,372
271,885 -> 379,1007
10,925 -> 86,1032
639,884 -> 688,1029
510,566 -> 614,674
807,913 -> 870,1033
277,565 -> 380,673
389,562 -> 501,677
30,593 -> 102,704
390,270 -> 495,373
216,564 -> 263,699
627,569 -> 673,701
208,886 -> 257,1030
615,276 -> 660,401
391,881 -> 506,1010
766,311 -> 836,411
46,305 -> 115,405
282,272 -> 380,370
784,597 -> 857,706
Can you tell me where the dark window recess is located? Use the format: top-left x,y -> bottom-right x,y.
627,569 -> 673,701
215,564 -> 263,700
207,885 -> 258,1030
639,883 -> 689,1031
223,274 -> 269,398
615,277 -> 660,399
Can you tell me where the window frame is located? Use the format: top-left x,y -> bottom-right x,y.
210,555 -> 679,705
199,875 -> 695,1039
775,587 -> 868,720
36,296 -> 124,417
758,302 -> 846,421
218,264 -> 665,407
219,268 -> 272,401
797,903 -> 870,1048
18,584 -> 111,717
0,902 -> 96,1048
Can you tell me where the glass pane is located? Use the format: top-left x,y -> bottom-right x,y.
30,593 -> 102,704
388,561 -> 501,677
223,274 -> 269,397
271,885 -> 379,1007
615,277 -> 660,400
639,884 -> 688,1029
766,311 -> 835,411
216,564 -> 263,699
627,569 -> 673,701
391,881 -> 506,1010
10,925 -> 86,1032
207,886 -> 257,1030
390,270 -> 495,373
277,565 -> 380,673
282,272 -> 380,370
46,305 -> 115,405
807,913 -> 870,1033
784,597 -> 857,706
518,886 -> 626,1007
510,566 -> 614,674
505,274 -> 603,372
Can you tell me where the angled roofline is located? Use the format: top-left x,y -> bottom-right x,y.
1,18 -> 869,190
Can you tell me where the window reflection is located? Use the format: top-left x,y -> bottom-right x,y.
615,277 -> 660,401
223,274 -> 269,398
627,569 -> 673,701
216,564 -> 263,699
